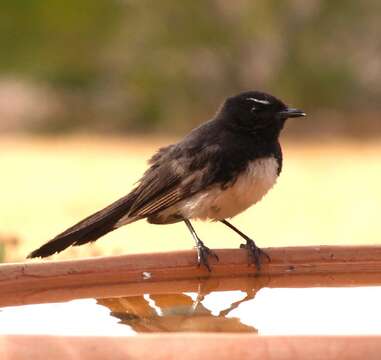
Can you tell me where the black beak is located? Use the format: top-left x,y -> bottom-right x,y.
278,108 -> 306,118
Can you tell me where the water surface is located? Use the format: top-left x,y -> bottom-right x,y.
1,277 -> 381,335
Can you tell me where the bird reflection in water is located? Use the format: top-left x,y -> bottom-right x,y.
97,277 -> 270,333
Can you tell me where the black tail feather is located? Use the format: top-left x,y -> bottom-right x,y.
27,192 -> 137,258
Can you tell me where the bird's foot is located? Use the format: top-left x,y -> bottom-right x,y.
240,239 -> 270,270
196,240 -> 219,272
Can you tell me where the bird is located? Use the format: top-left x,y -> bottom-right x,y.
27,90 -> 306,271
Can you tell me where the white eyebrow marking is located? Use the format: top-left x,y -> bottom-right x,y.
247,97 -> 270,105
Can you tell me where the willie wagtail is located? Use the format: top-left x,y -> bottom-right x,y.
28,91 -> 306,271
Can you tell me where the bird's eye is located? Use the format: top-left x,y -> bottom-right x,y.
246,97 -> 270,112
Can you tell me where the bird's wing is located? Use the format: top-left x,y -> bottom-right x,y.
126,143 -> 222,219
127,169 -> 183,218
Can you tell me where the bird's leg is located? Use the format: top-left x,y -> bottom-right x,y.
220,219 -> 270,270
184,219 -> 219,272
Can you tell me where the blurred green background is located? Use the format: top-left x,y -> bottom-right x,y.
1,0 -> 380,136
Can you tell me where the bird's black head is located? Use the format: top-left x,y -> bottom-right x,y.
218,90 -> 306,138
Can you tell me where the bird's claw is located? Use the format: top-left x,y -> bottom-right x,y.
196,241 -> 219,272
240,239 -> 270,270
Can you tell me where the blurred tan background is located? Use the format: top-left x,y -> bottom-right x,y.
1,0 -> 380,262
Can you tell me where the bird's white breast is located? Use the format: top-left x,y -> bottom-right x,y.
161,157 -> 279,221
